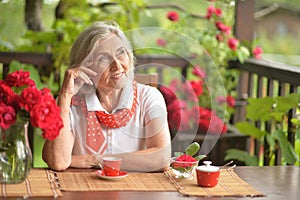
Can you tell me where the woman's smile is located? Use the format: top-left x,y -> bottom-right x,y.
111,72 -> 125,80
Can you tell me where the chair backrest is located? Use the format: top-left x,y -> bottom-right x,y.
134,73 -> 158,88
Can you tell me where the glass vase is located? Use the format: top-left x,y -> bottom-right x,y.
0,121 -> 32,184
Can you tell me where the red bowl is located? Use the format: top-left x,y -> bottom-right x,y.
196,161 -> 220,187
196,170 -> 220,187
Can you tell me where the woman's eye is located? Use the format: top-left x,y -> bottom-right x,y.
117,49 -> 126,57
99,56 -> 110,62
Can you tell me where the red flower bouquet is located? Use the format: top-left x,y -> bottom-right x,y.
0,70 -> 63,140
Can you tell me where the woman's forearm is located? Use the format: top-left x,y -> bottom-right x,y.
119,145 -> 171,172
93,145 -> 171,172
42,93 -> 74,171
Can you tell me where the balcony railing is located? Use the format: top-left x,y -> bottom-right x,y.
230,58 -> 300,165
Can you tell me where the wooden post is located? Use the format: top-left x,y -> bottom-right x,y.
234,0 -> 255,42
233,0 -> 255,123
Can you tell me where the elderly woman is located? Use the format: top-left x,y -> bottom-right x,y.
42,21 -> 171,172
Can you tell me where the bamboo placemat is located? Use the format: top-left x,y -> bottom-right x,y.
0,169 -> 62,198
56,171 -> 177,192
164,168 -> 265,197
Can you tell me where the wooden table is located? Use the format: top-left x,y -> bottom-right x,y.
1,166 -> 299,200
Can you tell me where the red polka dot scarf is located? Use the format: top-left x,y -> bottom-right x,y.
71,81 -> 137,154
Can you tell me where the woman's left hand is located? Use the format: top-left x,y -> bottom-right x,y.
70,154 -> 101,168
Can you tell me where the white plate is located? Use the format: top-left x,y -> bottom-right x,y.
95,170 -> 129,180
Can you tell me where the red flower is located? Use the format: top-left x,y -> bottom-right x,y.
215,21 -> 231,35
42,117 -> 63,141
253,46 -> 263,59
169,79 -> 183,93
196,107 -> 227,134
0,103 -> 16,129
40,88 -> 58,105
4,69 -> 35,88
216,34 -> 224,42
206,5 -> 215,19
188,80 -> 203,97
160,75 -> 227,135
206,5 -> 222,19
209,114 -> 227,134
228,37 -> 239,51
226,96 -> 235,108
198,106 -> 212,120
156,38 -> 167,47
160,85 -> 177,106
192,66 -> 206,79
217,95 -> 236,108
0,82 -> 20,110
167,100 -> 190,131
30,101 -> 60,129
167,11 -> 179,22
215,8 -> 222,17
20,87 -> 42,111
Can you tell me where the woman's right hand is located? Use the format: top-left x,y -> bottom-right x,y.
60,66 -> 97,96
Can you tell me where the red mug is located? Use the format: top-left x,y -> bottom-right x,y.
196,161 -> 220,187
103,157 -> 122,176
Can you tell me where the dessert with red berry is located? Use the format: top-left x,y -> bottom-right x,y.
171,142 -> 206,178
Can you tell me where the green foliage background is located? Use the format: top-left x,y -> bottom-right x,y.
2,0 -> 300,56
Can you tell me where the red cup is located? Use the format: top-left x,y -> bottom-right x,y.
196,161 -> 220,187
103,157 -> 122,176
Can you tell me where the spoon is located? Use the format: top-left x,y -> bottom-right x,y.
98,161 -> 104,169
220,160 -> 236,170
92,154 -> 103,169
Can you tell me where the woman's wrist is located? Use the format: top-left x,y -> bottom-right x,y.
57,91 -> 73,105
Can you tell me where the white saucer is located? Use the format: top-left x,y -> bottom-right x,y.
95,170 -> 129,180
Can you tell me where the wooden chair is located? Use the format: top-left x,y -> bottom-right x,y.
134,73 -> 158,87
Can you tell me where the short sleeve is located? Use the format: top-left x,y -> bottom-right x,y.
137,84 -> 168,123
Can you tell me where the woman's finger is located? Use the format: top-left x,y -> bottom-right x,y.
80,67 -> 97,77
76,70 -> 93,85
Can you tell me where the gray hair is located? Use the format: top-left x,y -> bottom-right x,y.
69,21 -> 135,68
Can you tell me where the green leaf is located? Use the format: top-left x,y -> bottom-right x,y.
266,134 -> 276,149
225,149 -> 258,166
235,122 -> 267,140
287,144 -> 300,163
296,127 -> 300,139
237,46 -> 250,63
272,129 -> 299,164
291,118 -> 300,126
174,152 -> 184,157
194,155 -> 206,161
275,93 -> 299,112
185,142 -> 200,157
246,97 -> 274,121
271,111 -> 286,122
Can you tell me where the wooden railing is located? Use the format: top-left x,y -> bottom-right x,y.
0,52 -> 190,82
230,58 -> 300,165
0,52 -> 53,79
231,58 -> 300,122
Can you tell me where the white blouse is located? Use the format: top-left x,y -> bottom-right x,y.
70,81 -> 168,155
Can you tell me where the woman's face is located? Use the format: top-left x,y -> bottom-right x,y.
87,34 -> 131,91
